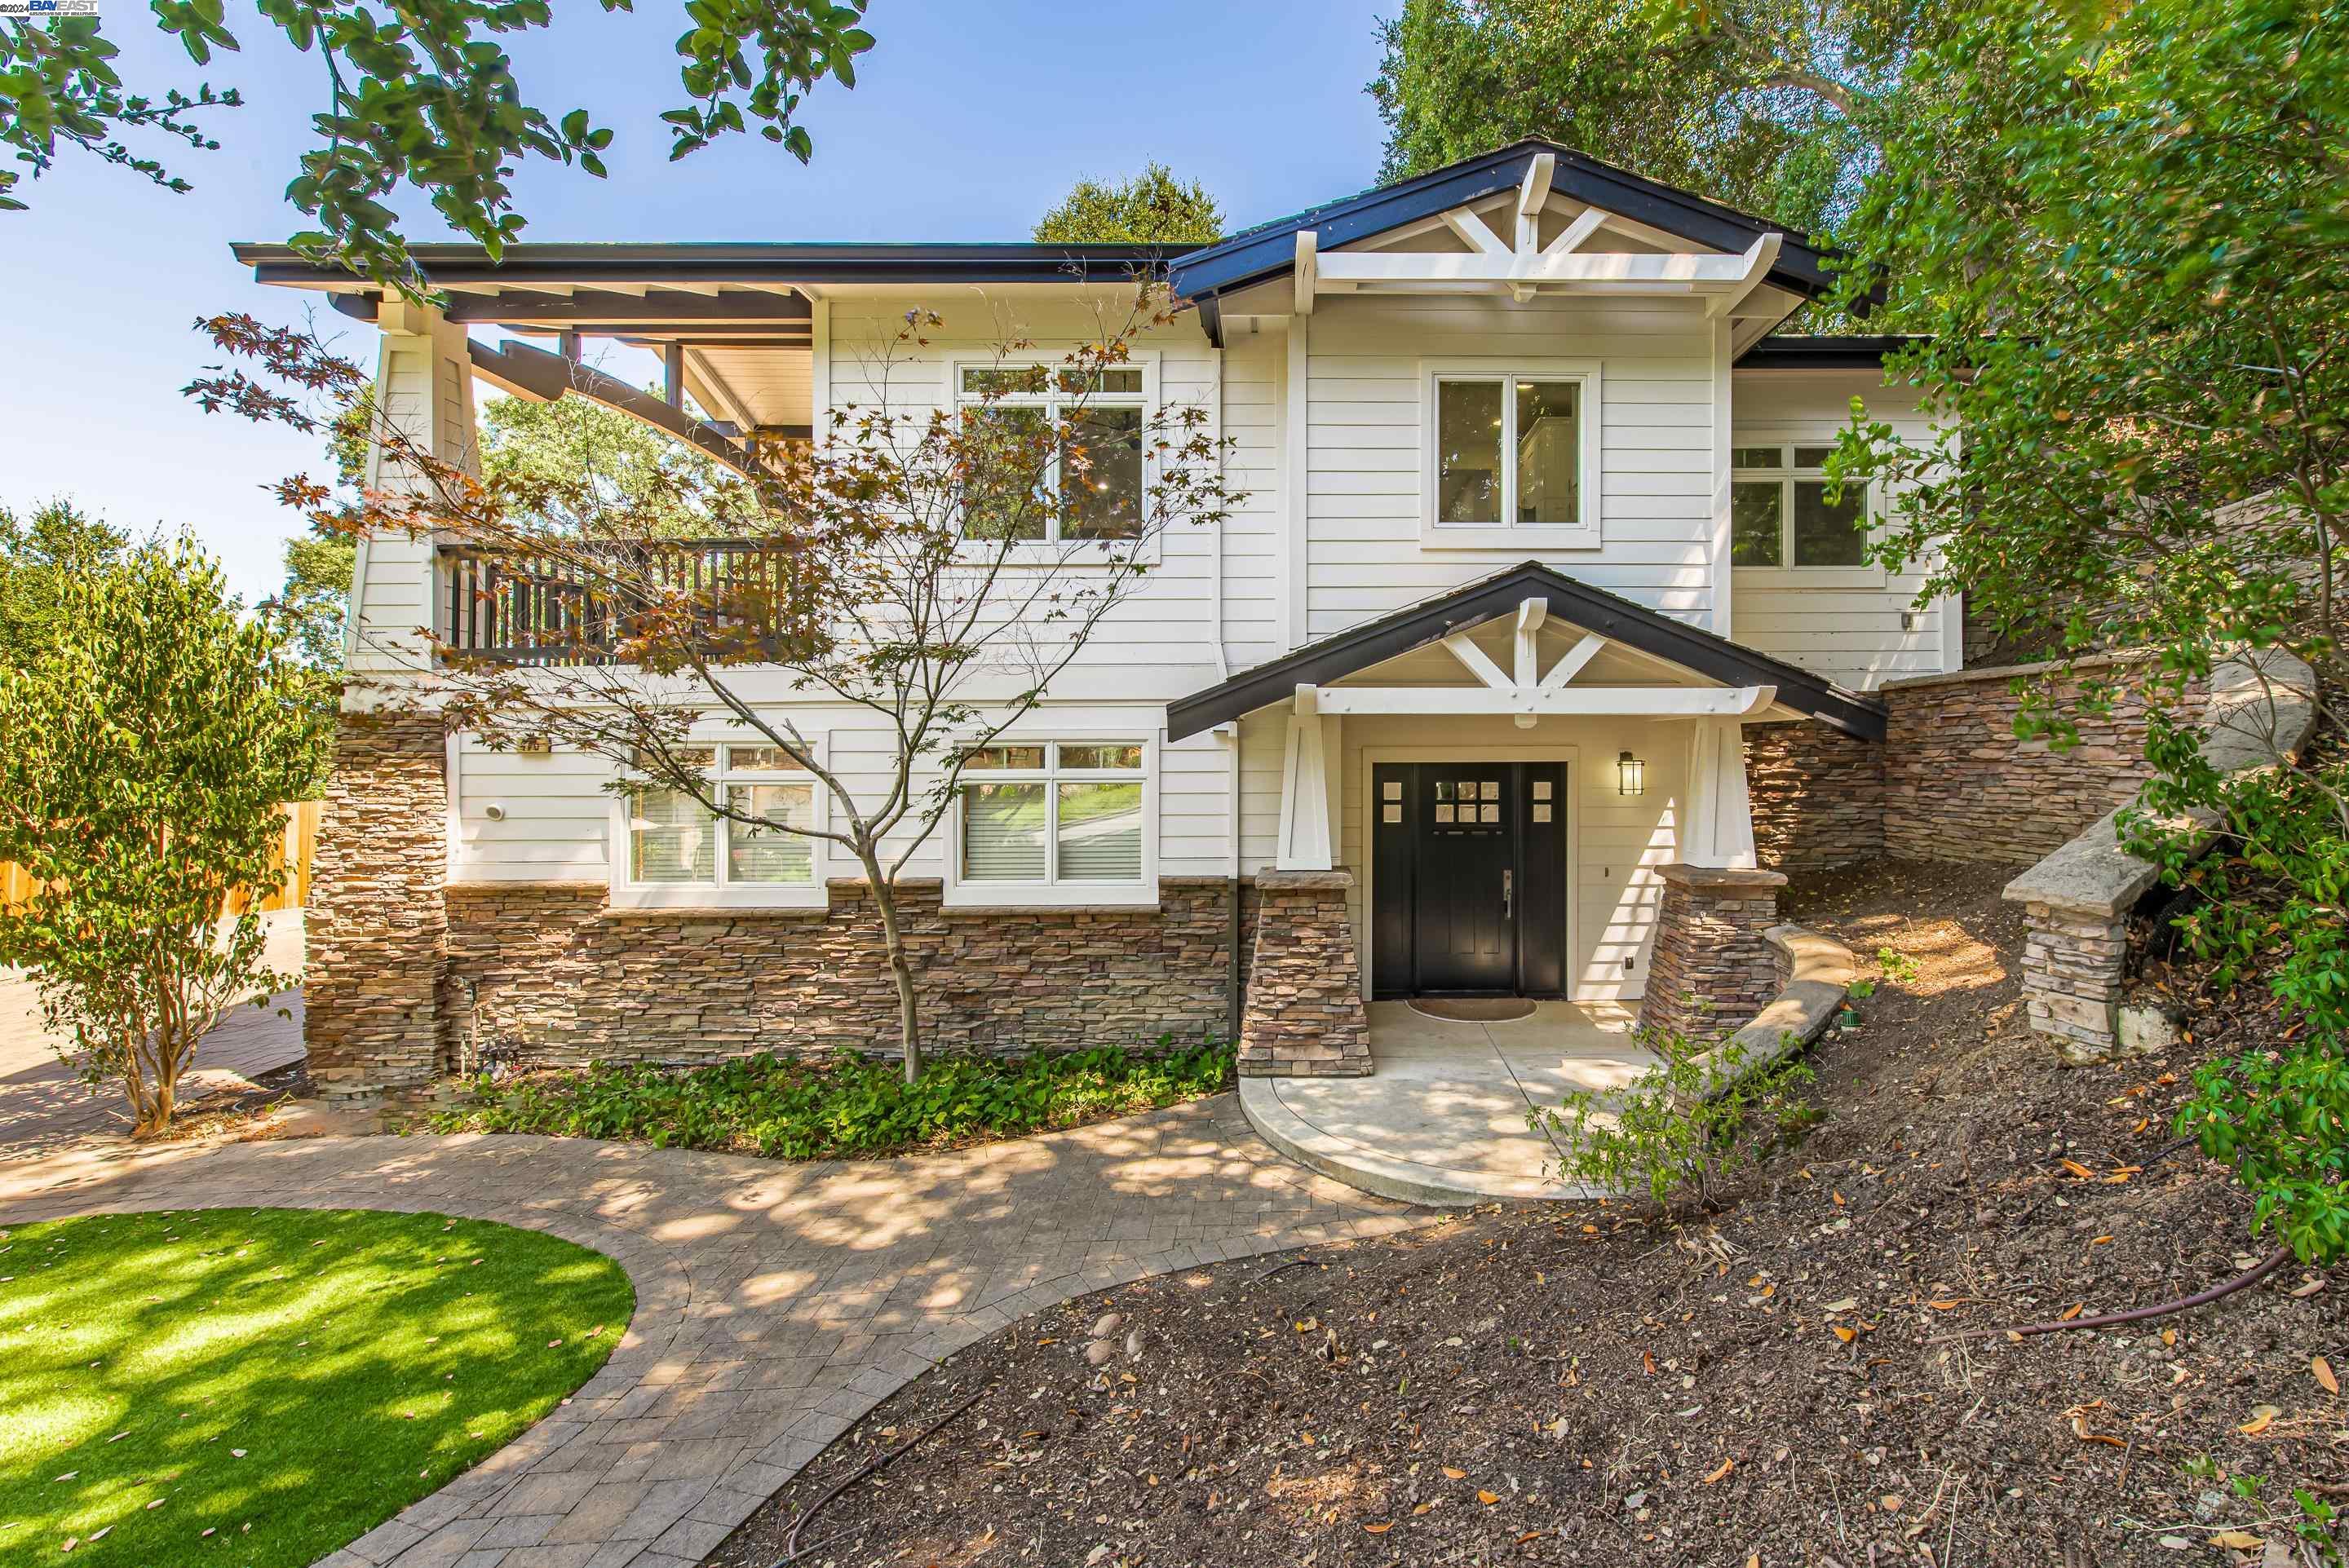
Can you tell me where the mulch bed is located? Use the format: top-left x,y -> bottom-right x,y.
710,859 -> 2347,1568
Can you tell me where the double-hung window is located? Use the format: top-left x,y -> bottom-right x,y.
1732,444 -> 1873,572
1422,361 -> 1602,549
956,363 -> 1148,543
954,742 -> 1148,900
620,744 -> 821,905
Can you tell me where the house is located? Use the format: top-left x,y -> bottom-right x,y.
235,139 -> 1953,1102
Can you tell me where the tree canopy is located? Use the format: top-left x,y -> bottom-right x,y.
1830,0 -> 2349,1265
1369,0 -> 1930,235
2,0 -> 874,291
1034,161 -> 1224,245
0,498 -> 129,666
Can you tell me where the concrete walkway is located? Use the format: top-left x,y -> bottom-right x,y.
0,910 -> 307,1161
1241,999 -> 1659,1204
0,1098 -> 1424,1568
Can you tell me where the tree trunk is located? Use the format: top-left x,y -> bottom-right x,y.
864,855 -> 923,1083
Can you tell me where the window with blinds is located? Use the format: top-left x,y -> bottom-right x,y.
626,744 -> 818,890
959,743 -> 1144,886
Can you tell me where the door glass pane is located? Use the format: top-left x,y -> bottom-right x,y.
1055,780 -> 1144,881
1793,481 -> 1867,565
1732,482 -> 1784,566
630,788 -> 714,883
1434,380 -> 1504,523
961,783 -> 1047,880
1513,381 -> 1580,523
1061,404 -> 1143,539
727,784 -> 814,884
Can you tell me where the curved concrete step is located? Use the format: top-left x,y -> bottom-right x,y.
1239,1076 -> 1596,1208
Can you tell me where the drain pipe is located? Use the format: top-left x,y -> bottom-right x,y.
1225,722 -> 1243,1045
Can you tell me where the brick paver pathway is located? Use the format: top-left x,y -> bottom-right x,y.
0,1097 -> 1426,1568
0,910 -> 307,1160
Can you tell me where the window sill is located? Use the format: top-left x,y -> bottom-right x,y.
940,885 -> 1157,913
1420,522 -> 1601,552
1733,565 -> 1888,590
604,886 -> 829,916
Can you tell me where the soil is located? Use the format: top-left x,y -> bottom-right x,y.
145,1060 -> 313,1143
710,859 -> 2347,1568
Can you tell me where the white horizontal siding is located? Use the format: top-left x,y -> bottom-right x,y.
1730,371 -> 1953,689
1299,295 -> 1719,643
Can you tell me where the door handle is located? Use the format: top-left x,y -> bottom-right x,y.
1502,868 -> 1512,918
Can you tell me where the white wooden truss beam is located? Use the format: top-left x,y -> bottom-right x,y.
1683,716 -> 1761,869
1276,683 -> 1335,871
1307,685 -> 1774,720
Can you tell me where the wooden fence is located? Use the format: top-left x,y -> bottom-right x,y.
0,800 -> 322,916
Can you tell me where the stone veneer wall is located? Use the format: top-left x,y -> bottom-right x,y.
1881,658 -> 2199,867
440,877 -> 1250,1066
1745,720 -> 1887,872
1237,868 -> 1371,1077
1637,864 -> 1787,1044
304,713 -> 449,1102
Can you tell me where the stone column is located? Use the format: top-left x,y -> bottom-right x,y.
2017,902 -> 2129,1064
1637,864 -> 1788,1044
304,712 -> 449,1102
1237,868 -> 1371,1076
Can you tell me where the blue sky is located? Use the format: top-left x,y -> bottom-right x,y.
1,0 -> 1393,602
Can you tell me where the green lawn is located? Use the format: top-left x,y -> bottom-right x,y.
0,1207 -> 635,1566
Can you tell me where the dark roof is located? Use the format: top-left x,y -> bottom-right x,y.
1167,139 -> 1851,318
1735,335 -> 1924,370
229,241 -> 1174,289
1164,562 -> 1887,742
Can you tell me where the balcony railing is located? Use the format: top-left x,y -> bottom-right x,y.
437,540 -> 809,666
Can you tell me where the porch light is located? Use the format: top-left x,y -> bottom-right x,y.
1616,750 -> 1645,796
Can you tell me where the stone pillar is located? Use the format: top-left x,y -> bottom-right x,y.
304,712 -> 449,1102
1638,864 -> 1788,1044
1237,868 -> 1371,1076
2017,902 -> 2129,1064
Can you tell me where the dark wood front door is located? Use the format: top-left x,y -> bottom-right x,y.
1370,762 -> 1568,998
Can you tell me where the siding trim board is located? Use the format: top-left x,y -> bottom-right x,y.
1166,561 -> 1888,742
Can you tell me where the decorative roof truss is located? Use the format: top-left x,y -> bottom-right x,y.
1294,152 -> 1785,314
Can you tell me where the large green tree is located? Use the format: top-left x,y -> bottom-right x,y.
2,0 -> 873,291
480,386 -> 759,535
0,537 -> 328,1132
1832,0 -> 2349,1267
1034,161 -> 1223,245
1369,0 -> 1931,234
0,497 -> 129,665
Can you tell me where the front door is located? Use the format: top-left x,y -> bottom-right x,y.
1370,762 -> 1569,998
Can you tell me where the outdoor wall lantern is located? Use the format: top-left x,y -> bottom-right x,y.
1616,750 -> 1645,797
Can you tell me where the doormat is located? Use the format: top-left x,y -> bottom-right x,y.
1408,997 -> 1537,1023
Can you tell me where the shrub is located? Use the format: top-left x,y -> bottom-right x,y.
429,1037 -> 1235,1159
1533,1028 -> 1818,1214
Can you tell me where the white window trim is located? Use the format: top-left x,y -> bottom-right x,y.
941,732 -> 1159,909
1418,357 -> 1604,551
947,351 -> 1163,562
607,732 -> 830,910
1729,438 -> 1887,589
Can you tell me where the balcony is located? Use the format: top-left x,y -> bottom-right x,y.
437,540 -> 811,667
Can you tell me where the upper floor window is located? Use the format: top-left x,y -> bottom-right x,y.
1421,360 -> 1602,550
957,741 -> 1146,889
1732,445 -> 1869,568
627,744 -> 816,890
957,364 -> 1147,542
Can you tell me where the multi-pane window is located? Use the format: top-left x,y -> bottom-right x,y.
1731,445 -> 1869,568
627,744 -> 816,888
958,742 -> 1145,886
1433,376 -> 1586,527
956,364 -> 1146,542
